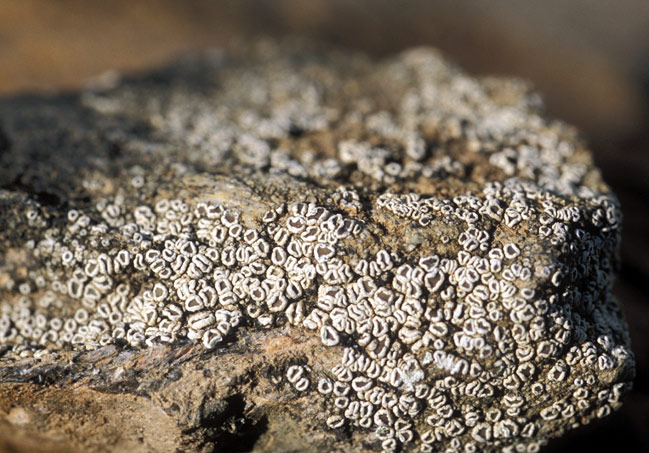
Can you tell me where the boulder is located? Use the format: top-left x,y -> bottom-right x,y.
0,41 -> 634,452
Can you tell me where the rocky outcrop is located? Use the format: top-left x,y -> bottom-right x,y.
0,41 -> 634,452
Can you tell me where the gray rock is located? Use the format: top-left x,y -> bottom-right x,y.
0,40 -> 634,452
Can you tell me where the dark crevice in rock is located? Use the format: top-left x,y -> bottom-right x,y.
196,394 -> 268,453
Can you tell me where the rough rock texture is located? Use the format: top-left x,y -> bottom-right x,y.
0,41 -> 634,452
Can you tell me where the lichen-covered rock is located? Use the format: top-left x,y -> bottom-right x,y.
0,41 -> 634,452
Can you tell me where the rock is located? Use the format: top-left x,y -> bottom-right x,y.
0,40 -> 634,452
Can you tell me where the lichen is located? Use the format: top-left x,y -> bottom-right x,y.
0,42 -> 634,452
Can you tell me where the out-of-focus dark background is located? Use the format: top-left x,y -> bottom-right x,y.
0,1 -> 647,451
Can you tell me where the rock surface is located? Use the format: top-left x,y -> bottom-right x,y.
0,41 -> 634,452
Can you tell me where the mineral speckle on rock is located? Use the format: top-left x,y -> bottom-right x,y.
0,41 -> 635,452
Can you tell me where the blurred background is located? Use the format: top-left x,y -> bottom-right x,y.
0,1 -> 647,451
